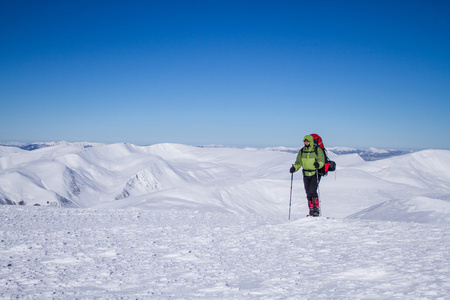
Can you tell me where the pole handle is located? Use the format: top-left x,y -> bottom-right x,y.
289,164 -> 294,220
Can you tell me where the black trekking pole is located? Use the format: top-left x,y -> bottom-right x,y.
289,164 -> 294,220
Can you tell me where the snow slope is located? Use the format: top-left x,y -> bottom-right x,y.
1,143 -> 449,298
0,143 -> 296,215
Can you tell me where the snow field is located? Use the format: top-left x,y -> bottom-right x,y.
1,206 -> 448,299
1,143 -> 450,298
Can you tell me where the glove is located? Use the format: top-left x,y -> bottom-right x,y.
314,162 -> 320,169
290,166 -> 296,173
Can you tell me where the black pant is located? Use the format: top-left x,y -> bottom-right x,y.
303,174 -> 320,200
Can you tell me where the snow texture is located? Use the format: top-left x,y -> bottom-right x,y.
1,143 -> 449,299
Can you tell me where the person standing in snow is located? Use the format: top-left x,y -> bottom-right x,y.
290,135 -> 325,216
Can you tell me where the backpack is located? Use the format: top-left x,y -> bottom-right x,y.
303,133 -> 336,177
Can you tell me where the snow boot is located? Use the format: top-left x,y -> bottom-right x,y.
312,197 -> 320,216
308,198 -> 316,216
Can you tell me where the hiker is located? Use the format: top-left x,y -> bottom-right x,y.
290,135 -> 325,216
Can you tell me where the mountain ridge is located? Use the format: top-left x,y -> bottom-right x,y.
1,141 -> 416,161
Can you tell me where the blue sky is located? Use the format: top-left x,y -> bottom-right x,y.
1,1 -> 449,149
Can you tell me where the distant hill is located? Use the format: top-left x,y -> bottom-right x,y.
328,147 -> 415,161
0,141 -> 104,151
263,146 -> 414,161
2,142 -> 415,161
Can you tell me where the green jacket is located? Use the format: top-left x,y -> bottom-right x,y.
293,135 -> 325,177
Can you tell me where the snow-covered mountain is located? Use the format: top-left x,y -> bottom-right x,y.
254,145 -> 415,161
0,141 -> 104,151
0,142 -> 448,223
1,142 -> 449,298
328,146 -> 415,160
